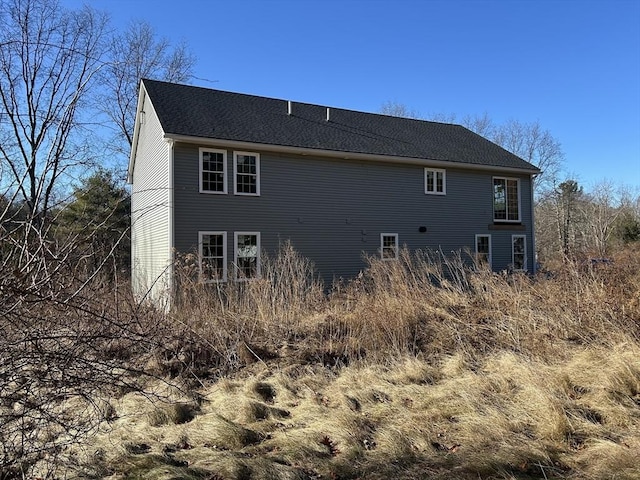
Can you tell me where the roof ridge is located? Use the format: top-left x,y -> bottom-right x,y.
139,79 -> 540,173
141,78 -> 459,129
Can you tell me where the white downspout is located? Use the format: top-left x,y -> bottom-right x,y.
167,139 -> 175,308
531,173 -> 537,275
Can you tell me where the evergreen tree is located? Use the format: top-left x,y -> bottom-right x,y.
58,169 -> 130,275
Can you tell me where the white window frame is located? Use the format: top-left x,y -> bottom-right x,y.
198,231 -> 227,283
199,148 -> 227,194
233,151 -> 261,196
493,176 -> 521,222
234,232 -> 261,280
424,168 -> 446,195
475,234 -> 492,268
380,233 -> 399,260
511,235 -> 527,272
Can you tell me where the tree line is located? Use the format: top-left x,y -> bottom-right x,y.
380,102 -> 640,263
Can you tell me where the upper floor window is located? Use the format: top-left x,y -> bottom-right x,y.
199,231 -> 227,282
200,148 -> 227,194
493,177 -> 520,222
475,234 -> 492,268
425,168 -> 446,195
381,233 -> 399,260
235,232 -> 261,279
234,152 -> 260,196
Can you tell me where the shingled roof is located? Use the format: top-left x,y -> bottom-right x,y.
140,78 -> 539,173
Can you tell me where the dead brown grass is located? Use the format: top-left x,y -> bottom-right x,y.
42,245 -> 640,479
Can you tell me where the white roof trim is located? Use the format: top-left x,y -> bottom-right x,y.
127,82 -> 148,184
163,133 -> 541,174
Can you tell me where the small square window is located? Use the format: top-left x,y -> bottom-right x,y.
425,168 -> 446,195
381,233 -> 399,260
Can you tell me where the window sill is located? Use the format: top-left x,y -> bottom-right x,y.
200,190 -> 228,195
488,223 -> 527,231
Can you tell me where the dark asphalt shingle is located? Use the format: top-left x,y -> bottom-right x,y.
142,79 -> 539,172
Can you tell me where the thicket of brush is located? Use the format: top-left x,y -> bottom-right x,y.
166,243 -> 640,375
3,242 -> 640,479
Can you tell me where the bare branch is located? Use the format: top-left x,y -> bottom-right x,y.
0,0 -> 109,219
97,20 -> 196,155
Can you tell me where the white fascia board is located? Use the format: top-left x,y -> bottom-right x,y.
164,133 -> 541,175
127,82 -> 148,184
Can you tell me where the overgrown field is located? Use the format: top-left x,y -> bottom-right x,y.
5,246 -> 640,480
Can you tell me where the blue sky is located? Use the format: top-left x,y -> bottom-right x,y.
67,0 -> 639,189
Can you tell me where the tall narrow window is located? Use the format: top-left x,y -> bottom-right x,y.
199,232 -> 227,282
235,232 -> 261,279
380,233 -> 399,260
512,235 -> 527,272
493,177 -> 520,221
234,152 -> 260,195
425,168 -> 446,195
200,148 -> 227,193
475,234 -> 492,268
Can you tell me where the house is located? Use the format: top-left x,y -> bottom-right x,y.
128,79 -> 540,303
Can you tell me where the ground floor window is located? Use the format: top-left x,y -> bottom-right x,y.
512,235 -> 527,271
199,231 -> 227,282
475,234 -> 492,268
235,232 -> 261,279
381,233 -> 399,260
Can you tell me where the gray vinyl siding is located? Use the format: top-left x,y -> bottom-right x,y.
172,143 -> 536,284
130,94 -> 171,302
488,178 -> 535,272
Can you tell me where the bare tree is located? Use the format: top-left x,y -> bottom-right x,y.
0,3 -> 168,477
98,20 -> 196,154
580,180 -> 623,257
492,119 -> 564,196
379,102 -> 564,196
460,112 -> 496,138
0,0 -> 109,220
379,100 -> 422,119
534,192 -> 560,263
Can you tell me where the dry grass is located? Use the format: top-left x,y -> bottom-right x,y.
33,245 -> 640,478
72,344 -> 640,479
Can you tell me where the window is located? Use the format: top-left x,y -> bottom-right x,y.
425,168 -> 446,195
234,152 -> 260,195
200,148 -> 227,194
199,232 -> 227,282
493,177 -> 520,222
475,234 -> 492,268
380,233 -> 399,260
234,232 -> 261,279
512,235 -> 527,272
